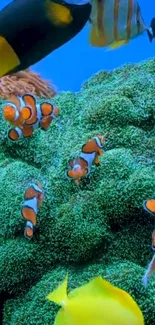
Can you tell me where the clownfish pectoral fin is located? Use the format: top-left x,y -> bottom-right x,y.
8,128 -> 23,141
68,159 -> 74,168
24,220 -> 34,240
53,107 -> 59,117
40,116 -> 52,130
41,102 -> 53,116
22,126 -> 33,137
108,40 -> 129,50
22,94 -> 36,109
45,0 -> 73,26
0,36 -> 20,78
75,179 -> 80,185
94,156 -> 100,166
98,149 -> 103,156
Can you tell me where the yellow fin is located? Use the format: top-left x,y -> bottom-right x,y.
46,274 -> 68,306
45,0 -> 73,26
0,36 -> 20,77
53,309 -> 66,325
109,40 -> 129,50
89,26 -> 107,47
68,276 -> 142,315
68,276 -> 120,299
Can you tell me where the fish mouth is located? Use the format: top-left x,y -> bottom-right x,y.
68,168 -> 87,179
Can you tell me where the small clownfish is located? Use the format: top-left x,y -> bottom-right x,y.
152,230 -> 155,251
3,94 -> 33,128
142,199 -> 155,287
142,253 -> 155,288
21,182 -> 44,240
67,134 -> 104,185
4,93 -> 59,141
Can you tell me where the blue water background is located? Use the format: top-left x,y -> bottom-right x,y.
1,0 -> 155,91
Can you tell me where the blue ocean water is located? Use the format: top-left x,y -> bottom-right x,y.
1,0 -> 155,91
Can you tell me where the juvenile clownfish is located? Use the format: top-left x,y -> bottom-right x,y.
67,134 -> 104,185
21,182 -> 44,240
0,0 -> 91,77
46,274 -> 144,325
142,199 -> 155,287
3,93 -> 59,141
142,253 -> 155,288
3,94 -> 32,128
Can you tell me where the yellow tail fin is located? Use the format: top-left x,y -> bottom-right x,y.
46,274 -> 68,306
45,0 -> 73,26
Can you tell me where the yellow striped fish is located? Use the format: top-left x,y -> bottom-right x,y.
89,0 -> 155,49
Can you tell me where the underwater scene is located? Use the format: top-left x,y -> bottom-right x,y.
0,0 -> 155,324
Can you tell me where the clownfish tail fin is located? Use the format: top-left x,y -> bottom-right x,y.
24,221 -> 35,240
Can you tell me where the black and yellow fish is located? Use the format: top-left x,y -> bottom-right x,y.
0,0 -> 91,77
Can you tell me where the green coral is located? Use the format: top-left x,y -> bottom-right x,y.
1,58 -> 155,324
3,260 -> 155,325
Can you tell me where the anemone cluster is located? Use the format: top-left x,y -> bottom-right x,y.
1,58 -> 155,325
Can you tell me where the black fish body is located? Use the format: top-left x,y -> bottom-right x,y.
0,0 -> 91,76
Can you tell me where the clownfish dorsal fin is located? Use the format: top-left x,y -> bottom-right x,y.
46,273 -> 69,306
22,94 -> 36,109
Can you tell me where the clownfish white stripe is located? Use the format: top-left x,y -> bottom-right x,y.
80,152 -> 96,172
14,127 -> 23,137
26,220 -> 34,230
36,104 -> 42,122
94,136 -> 103,148
23,197 -> 38,214
30,183 -> 43,194
73,164 -> 81,171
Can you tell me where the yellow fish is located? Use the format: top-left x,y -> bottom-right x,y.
89,0 -> 155,49
46,274 -> 144,325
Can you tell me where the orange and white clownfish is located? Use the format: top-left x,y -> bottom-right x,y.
142,253 -> 155,288
3,94 -> 33,128
67,134 -> 104,185
4,93 -> 59,141
21,182 -> 44,240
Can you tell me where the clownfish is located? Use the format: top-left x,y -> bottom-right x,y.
0,0 -> 91,77
3,94 -> 32,128
142,252 -> 155,288
21,182 -> 44,240
142,199 -> 155,287
143,199 -> 155,251
67,134 -> 104,185
89,0 -> 155,50
3,93 -> 59,141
